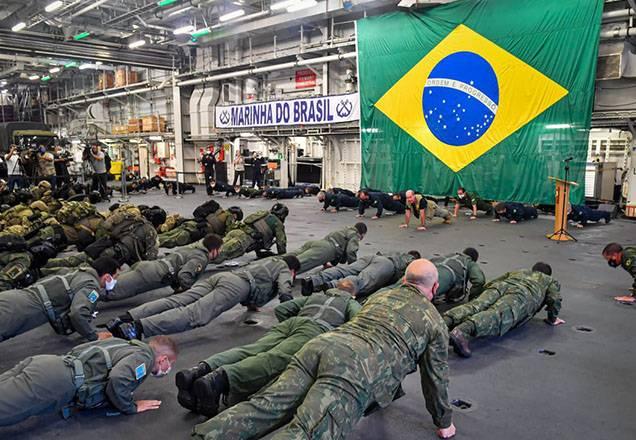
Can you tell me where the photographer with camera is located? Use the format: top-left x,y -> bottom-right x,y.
36,145 -> 56,189
88,144 -> 109,199
4,144 -> 26,191
53,145 -> 71,187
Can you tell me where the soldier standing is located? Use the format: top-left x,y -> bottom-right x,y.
191,259 -> 456,440
0,257 -> 121,343
0,336 -> 177,426
287,223 -> 367,274
602,242 -> 636,303
106,255 -> 300,340
444,262 -> 564,358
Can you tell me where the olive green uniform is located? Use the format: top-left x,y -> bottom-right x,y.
213,211 -> 286,263
128,257 -> 293,337
0,250 -> 32,290
431,253 -> 485,302
0,338 -> 154,426
0,267 -> 102,342
619,247 -> 636,293
158,220 -> 200,248
457,191 -> 493,215
193,284 -> 453,440
103,243 -> 211,301
444,269 -> 562,340
307,253 -> 415,298
406,194 -> 451,222
201,289 -> 361,405
286,226 -> 361,274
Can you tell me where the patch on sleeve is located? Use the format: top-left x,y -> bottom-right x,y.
196,264 -> 203,273
135,363 -> 146,380
87,290 -> 100,303
625,258 -> 633,268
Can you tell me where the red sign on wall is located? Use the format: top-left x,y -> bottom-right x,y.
295,68 -> 317,89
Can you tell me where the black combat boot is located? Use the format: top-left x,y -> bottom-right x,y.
175,363 -> 212,411
300,278 -> 314,296
110,320 -> 143,341
193,369 -> 229,417
449,328 -> 472,358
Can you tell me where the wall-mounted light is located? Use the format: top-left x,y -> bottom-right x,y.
49,67 -> 61,73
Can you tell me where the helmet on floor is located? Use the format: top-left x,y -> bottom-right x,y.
270,203 -> 289,222
228,206 -> 244,222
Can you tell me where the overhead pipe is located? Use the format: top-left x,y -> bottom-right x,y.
177,52 -> 357,87
47,80 -> 170,109
600,27 -> 636,39
602,8 -> 634,20
71,0 -> 112,18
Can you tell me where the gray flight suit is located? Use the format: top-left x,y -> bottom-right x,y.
308,253 -> 415,298
431,253 -> 485,302
127,257 -> 293,337
201,289 -> 361,405
103,244 -> 211,301
287,226 -> 361,274
0,267 -> 102,342
0,338 -> 154,426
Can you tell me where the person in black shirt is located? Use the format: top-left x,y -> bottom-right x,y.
201,147 -> 219,195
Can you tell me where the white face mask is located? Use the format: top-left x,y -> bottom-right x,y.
458,193 -> 465,199
152,363 -> 172,377
105,278 -> 117,291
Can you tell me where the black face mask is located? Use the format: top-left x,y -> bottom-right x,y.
608,260 -> 620,268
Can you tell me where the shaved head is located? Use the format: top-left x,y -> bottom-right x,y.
405,190 -> 415,197
403,259 -> 439,300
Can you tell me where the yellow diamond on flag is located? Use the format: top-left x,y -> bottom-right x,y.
374,24 -> 569,172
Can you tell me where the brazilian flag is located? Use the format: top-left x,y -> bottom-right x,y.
358,0 -> 603,204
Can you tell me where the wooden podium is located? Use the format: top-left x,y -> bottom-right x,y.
546,176 -> 578,242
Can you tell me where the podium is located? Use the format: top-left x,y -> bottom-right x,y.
546,176 -> 578,242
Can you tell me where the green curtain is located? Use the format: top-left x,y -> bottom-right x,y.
358,0 -> 603,204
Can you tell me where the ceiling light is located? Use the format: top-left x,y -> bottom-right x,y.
191,27 -> 211,38
287,0 -> 316,12
45,1 -> 64,12
0,81 -> 7,86
545,123 -> 572,129
12,22 -> 27,32
168,6 -> 193,16
71,139 -> 81,144
1,90 -> 8,94
41,75 -> 52,82
29,74 -> 40,80
73,31 -> 91,41
49,67 -> 61,73
219,9 -> 245,22
271,0 -> 297,10
148,135 -> 163,141
129,39 -> 146,49
64,61 -> 78,68
79,63 -> 95,70
157,0 -> 178,6
95,61 -> 103,65
174,24 -> 195,35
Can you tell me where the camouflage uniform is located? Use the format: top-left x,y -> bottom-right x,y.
306,253 -> 415,298
103,243 -> 211,301
41,252 -> 93,276
618,247 -> 636,293
158,209 -> 234,248
128,257 -> 293,337
56,201 -> 104,245
0,251 -> 33,290
239,187 -> 263,198
431,253 -> 485,302
200,289 -> 360,405
287,226 -> 361,274
192,284 -> 453,439
444,269 -> 562,339
158,220 -> 201,248
213,211 -> 286,263
0,338 -> 154,426
0,267 -> 103,342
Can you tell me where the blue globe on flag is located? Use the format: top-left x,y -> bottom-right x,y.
422,51 -> 499,146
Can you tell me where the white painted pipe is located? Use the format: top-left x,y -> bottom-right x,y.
600,27 -> 636,39
177,52 -> 356,87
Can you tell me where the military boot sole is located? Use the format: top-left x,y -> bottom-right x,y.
449,331 -> 472,358
193,377 -> 221,418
